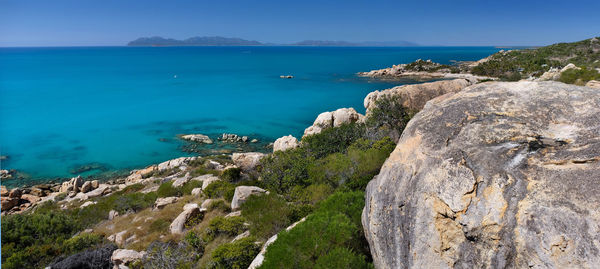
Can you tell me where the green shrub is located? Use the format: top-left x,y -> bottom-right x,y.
210,237 -> 260,269
191,166 -> 220,177
260,148 -> 314,193
207,199 -> 230,212
157,181 -> 182,197
302,123 -> 366,159
204,181 -> 236,201
184,230 -> 206,253
289,184 -> 334,205
221,167 -> 242,182
181,180 -> 204,195
559,66 -> 600,85
63,233 -> 103,253
365,96 -> 415,140
204,216 -> 246,241
241,193 -> 293,239
308,153 -> 354,188
143,241 -> 197,269
112,192 -> 158,214
259,191 -> 371,269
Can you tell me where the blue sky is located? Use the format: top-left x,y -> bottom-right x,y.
1,0 -> 599,47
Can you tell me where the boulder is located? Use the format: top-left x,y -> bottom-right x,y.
302,108 -> 364,138
29,187 -> 45,197
0,170 -> 11,179
180,134 -> 214,144
126,165 -> 157,183
21,194 -> 41,204
111,249 -> 144,267
91,180 -> 99,189
191,174 -> 221,190
273,135 -> 299,152
171,173 -> 191,188
205,160 -> 225,170
157,157 -> 196,171
8,188 -> 21,198
225,211 -> 242,218
80,181 -> 93,193
109,210 -> 119,220
154,197 -> 179,210
86,184 -> 111,198
1,197 -> 19,211
362,81 -> 600,268
170,203 -> 204,234
232,152 -> 265,172
364,78 -> 474,114
231,186 -> 268,210
191,188 -> 202,196
586,80 -> 600,89
0,185 -> 7,196
79,201 -> 96,208
60,176 -> 83,193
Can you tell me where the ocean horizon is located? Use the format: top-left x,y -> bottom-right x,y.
0,46 -> 500,186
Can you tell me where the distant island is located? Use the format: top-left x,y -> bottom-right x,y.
127,36 -> 263,46
127,36 -> 419,47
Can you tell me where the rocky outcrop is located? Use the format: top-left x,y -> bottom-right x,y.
219,133 -> 250,143
363,81 -> 600,268
231,186 -> 268,210
157,157 -> 197,171
154,197 -> 179,210
358,59 -> 492,81
273,135 -> 299,152
180,134 -> 214,144
126,165 -> 157,183
111,249 -> 145,268
303,108 -> 365,138
586,80 -> 600,89
537,63 -> 582,81
169,203 -> 205,234
60,176 -> 83,192
364,78 -> 475,114
171,173 -> 191,188
232,152 -> 265,172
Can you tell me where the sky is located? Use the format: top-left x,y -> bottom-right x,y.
1,0 -> 599,47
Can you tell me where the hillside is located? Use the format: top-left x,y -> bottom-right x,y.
470,37 -> 600,81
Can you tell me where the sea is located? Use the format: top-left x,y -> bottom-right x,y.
0,46 -> 500,186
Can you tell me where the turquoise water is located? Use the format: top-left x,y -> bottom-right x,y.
0,46 -> 500,185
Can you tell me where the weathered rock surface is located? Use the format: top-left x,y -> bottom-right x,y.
232,152 -> 265,172
111,249 -> 144,267
363,81 -> 600,268
170,203 -> 204,234
126,165 -> 157,183
303,108 -> 364,138
60,176 -> 83,192
157,157 -> 197,171
273,135 -> 299,152
180,134 -> 214,144
364,78 -> 475,114
154,197 -> 179,210
171,173 -> 191,188
586,80 -> 600,89
231,186 -> 268,210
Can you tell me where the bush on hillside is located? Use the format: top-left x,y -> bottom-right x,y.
302,123 -> 367,159
559,66 -> 600,85
210,237 -> 260,269
204,216 -> 246,241
204,180 -> 236,201
240,193 -> 294,239
142,241 -> 198,269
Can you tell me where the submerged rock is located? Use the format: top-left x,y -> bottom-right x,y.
363,81 -> 600,268
180,134 -> 214,144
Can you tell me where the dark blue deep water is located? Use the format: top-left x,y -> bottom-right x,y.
0,46 -> 500,184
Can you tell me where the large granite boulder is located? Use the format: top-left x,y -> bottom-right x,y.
363,78 -> 474,114
302,108 -> 364,138
111,249 -> 144,267
169,203 -> 205,234
273,135 -> 299,152
363,81 -> 600,268
231,186 -> 268,210
232,152 -> 265,172
586,80 -> 600,89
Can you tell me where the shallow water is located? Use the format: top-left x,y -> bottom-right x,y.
0,46 -> 500,185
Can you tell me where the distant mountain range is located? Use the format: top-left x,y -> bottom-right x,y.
127,36 -> 419,47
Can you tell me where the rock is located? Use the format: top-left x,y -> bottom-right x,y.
362,81 -> 600,269
111,249 -> 144,267
181,134 -> 214,144
29,187 -> 46,197
191,188 -> 202,196
219,133 -> 250,143
586,80 -> 600,89
157,157 -> 196,171
191,174 -> 221,190
154,197 -> 179,210
109,230 -> 128,246
60,176 -> 83,192
225,211 -> 242,218
109,210 -> 119,220
80,201 -> 96,208
231,230 -> 250,242
231,186 -> 268,210
8,188 -> 21,198
91,180 -> 99,189
537,68 -> 561,81
86,184 -> 111,198
205,160 -> 225,170
0,170 -> 11,179
0,185 -> 7,196
364,78 -> 475,114
171,173 -> 191,188
560,63 -> 580,73
126,165 -> 157,183
232,152 -> 265,172
251,139 -> 259,143
302,108 -> 364,137
21,194 -> 41,204
170,203 -> 204,234
273,135 -> 299,152
80,181 -> 93,193
1,197 -> 19,211
242,136 -> 249,142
